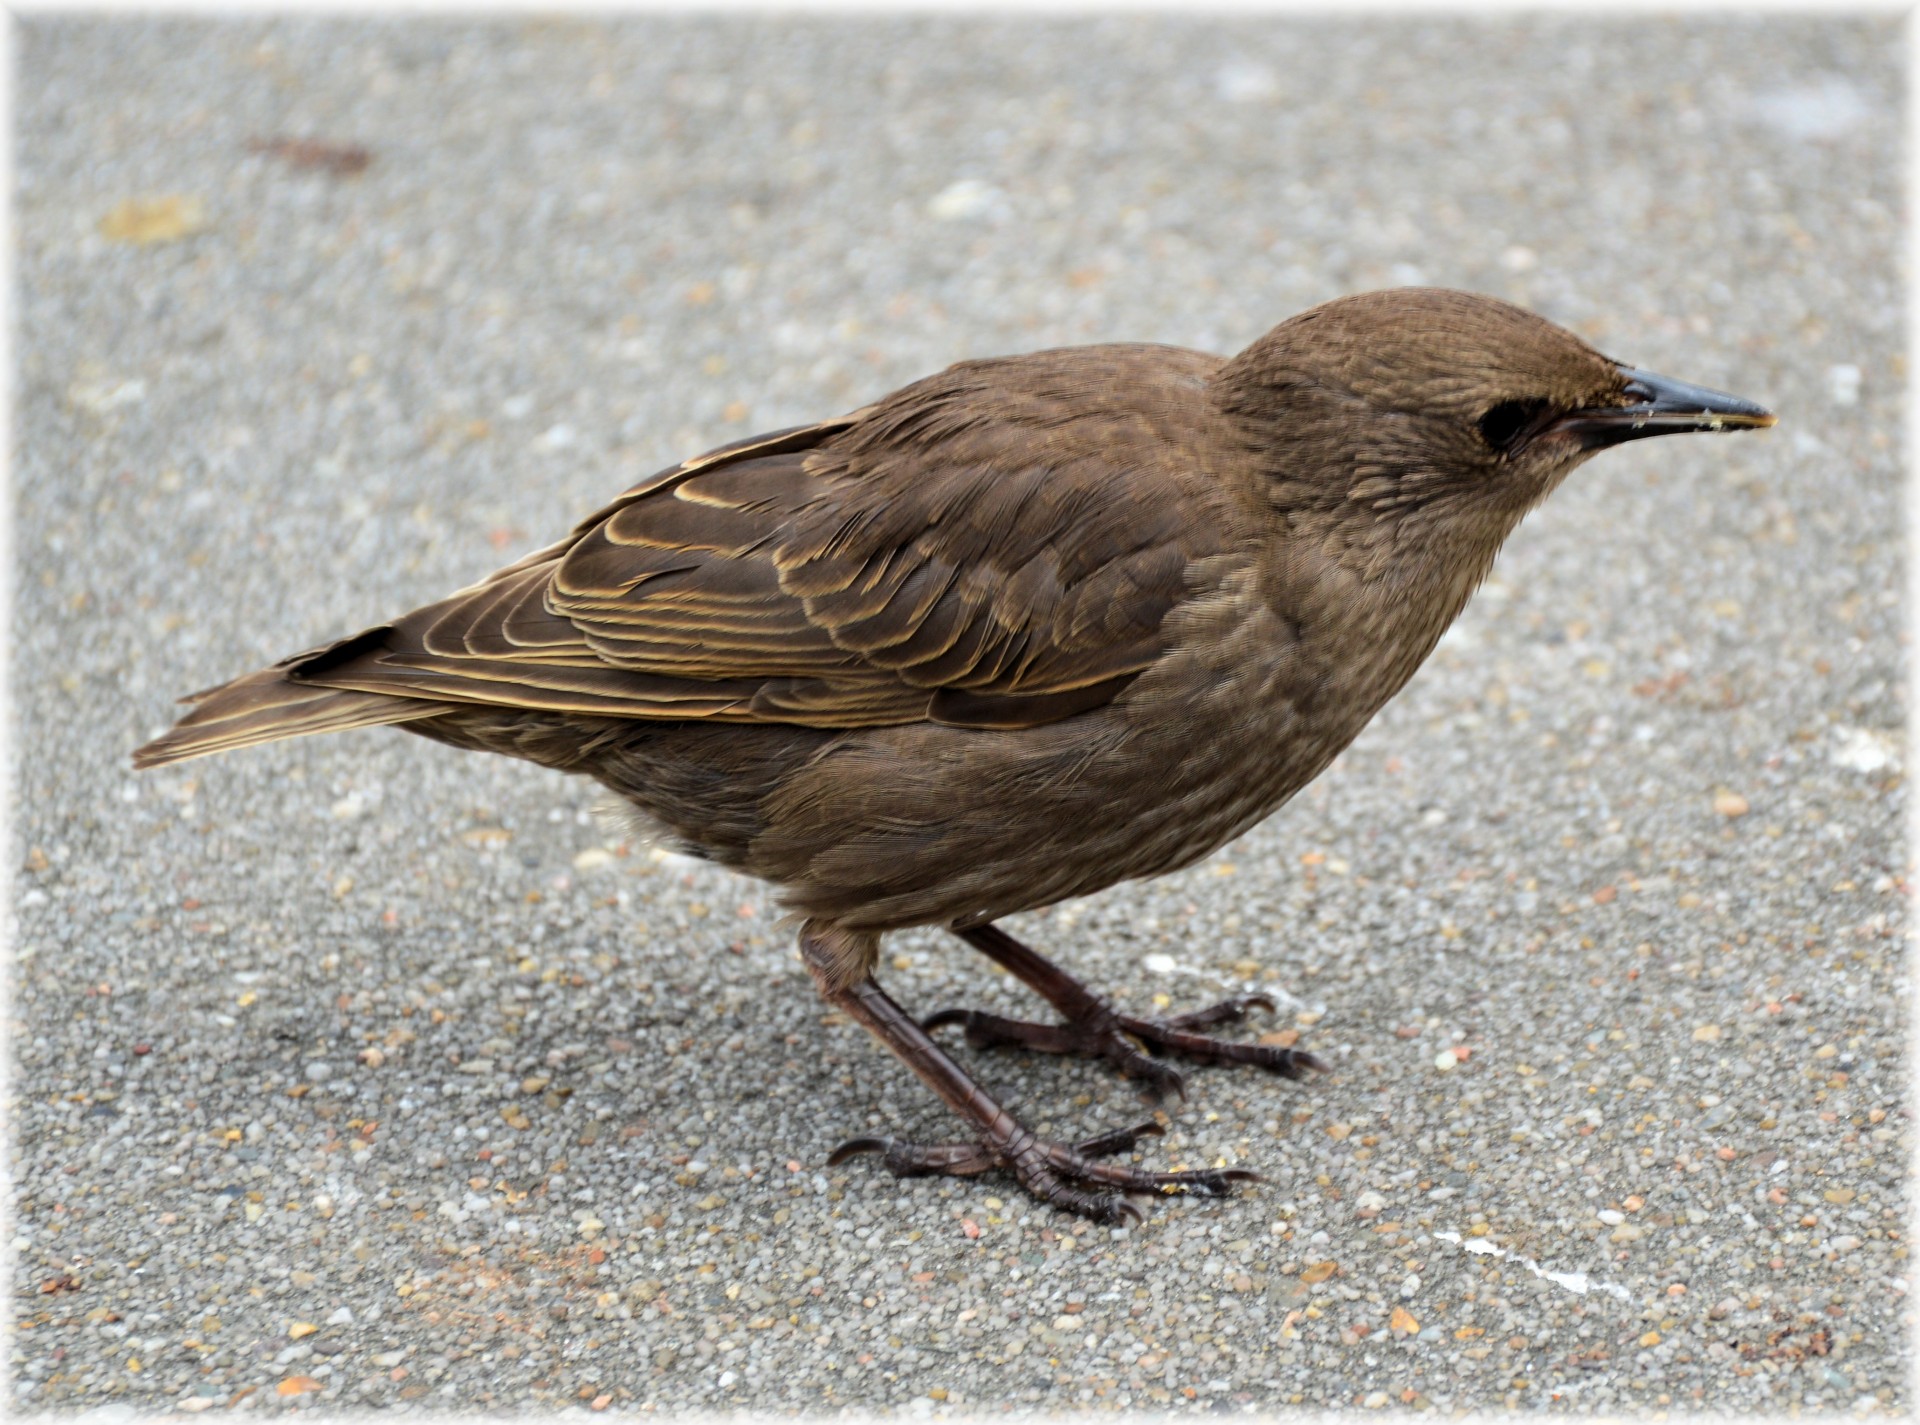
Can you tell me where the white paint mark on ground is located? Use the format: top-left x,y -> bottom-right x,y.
1434,1230 -> 1634,1302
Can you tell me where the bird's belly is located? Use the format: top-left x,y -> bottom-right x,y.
759,601 -> 1344,931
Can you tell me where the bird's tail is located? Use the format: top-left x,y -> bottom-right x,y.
132,666 -> 441,769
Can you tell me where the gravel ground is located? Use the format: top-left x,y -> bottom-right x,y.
9,13 -> 1908,1418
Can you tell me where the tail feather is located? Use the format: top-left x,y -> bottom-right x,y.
132,667 -> 441,769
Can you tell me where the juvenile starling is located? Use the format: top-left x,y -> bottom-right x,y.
135,289 -> 1774,1223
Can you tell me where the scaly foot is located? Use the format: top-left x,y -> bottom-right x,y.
800,925 -> 1259,1225
829,1119 -> 1253,1225
929,924 -> 1328,1097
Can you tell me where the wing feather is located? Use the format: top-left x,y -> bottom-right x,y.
291,347 -> 1239,731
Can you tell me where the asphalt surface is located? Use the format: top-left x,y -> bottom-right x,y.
10,13 -> 1908,1418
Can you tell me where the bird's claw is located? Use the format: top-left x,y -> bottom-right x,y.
1159,992 -> 1277,1031
922,1004 -> 1189,1098
923,992 -> 1320,1090
825,1117 -> 1253,1224
826,1135 -> 997,1177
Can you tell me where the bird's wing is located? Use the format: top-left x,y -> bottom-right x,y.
292,350 -> 1235,731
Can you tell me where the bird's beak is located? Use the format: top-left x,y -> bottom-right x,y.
1558,366 -> 1777,449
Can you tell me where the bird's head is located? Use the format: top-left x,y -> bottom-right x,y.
1217,288 -> 1775,557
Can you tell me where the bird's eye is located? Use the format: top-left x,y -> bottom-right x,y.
1477,398 -> 1552,453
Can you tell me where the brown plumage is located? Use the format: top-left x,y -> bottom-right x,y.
136,289 -> 1774,1222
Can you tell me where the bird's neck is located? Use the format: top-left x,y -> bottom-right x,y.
1275,498 -> 1518,733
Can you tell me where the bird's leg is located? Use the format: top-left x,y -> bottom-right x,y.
800,926 -> 1253,1224
925,922 -> 1327,1097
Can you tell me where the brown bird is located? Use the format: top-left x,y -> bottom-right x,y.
135,289 -> 1774,1223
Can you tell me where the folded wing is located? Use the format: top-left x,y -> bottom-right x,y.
289,348 -> 1232,731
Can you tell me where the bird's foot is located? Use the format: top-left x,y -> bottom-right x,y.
1118,995 -> 1329,1078
922,1003 -> 1187,1096
828,1118 -> 1254,1226
923,992 -> 1325,1099
800,927 -> 1263,1227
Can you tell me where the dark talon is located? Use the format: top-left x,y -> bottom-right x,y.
830,1135 -> 999,1178
826,1135 -> 891,1166
920,1007 -> 971,1032
1161,992 -> 1278,1031
1073,1120 -> 1165,1158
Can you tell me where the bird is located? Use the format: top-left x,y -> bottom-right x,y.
135,288 -> 1775,1224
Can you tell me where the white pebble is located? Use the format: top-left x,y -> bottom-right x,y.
1748,76 -> 1868,141
926,179 -> 1004,222
1215,61 -> 1279,103
68,375 -> 147,413
1832,726 -> 1898,774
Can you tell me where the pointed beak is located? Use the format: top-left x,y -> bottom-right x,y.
1559,366 -> 1777,448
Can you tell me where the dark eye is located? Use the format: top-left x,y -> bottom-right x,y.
1477,398 -> 1552,453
